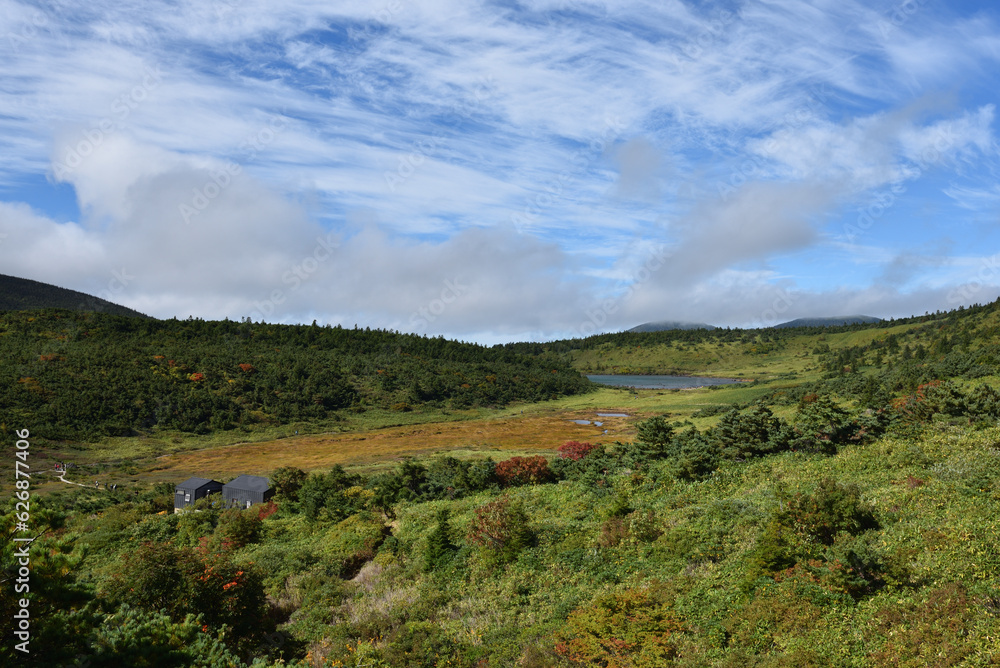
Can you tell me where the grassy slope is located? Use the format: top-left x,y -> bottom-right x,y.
567,322 -> 922,380
15,302 -> 1000,666
18,303 -> 1000,492
18,312 -> 973,489
365,425 -> 1000,666
33,406 -> 1000,665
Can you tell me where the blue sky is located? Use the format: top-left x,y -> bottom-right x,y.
1,0 -> 1000,343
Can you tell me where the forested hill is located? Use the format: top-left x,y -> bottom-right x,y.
0,310 -> 593,440
0,273 -> 149,317
774,315 -> 881,328
505,300 -> 1000,362
501,299 -> 1000,408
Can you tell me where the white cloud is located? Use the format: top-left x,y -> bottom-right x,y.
1,0 -> 1000,340
943,184 -> 1000,211
746,105 -> 996,202
0,201 -> 105,283
897,105 -> 995,165
1,135 -> 603,339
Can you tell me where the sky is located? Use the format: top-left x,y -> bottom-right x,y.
1,0 -> 1000,344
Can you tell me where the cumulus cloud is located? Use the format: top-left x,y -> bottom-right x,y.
2,134 -> 602,340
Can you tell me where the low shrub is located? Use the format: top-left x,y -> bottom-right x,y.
467,495 -> 535,567
558,440 -> 599,461
495,455 -> 553,487
554,587 -> 685,667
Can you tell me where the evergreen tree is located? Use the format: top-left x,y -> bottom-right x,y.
425,509 -> 457,571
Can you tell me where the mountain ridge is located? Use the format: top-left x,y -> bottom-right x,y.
773,315 -> 881,328
627,320 -> 718,333
0,273 -> 149,318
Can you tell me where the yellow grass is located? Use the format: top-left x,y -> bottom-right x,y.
151,409 -> 634,480
146,382 -> 769,481
6,383 -> 775,491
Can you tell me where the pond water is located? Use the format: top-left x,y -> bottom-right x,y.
586,374 -> 741,389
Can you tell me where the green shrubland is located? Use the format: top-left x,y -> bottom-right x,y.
8,390 -> 1000,665
6,300 -> 1000,665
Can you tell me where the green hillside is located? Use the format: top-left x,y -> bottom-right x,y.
0,273 -> 149,317
509,300 -> 1000,387
0,309 -> 593,441
5,300 -> 1000,666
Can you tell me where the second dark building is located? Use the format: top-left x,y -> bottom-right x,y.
222,474 -> 274,509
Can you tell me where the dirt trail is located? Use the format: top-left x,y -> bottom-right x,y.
56,472 -> 91,488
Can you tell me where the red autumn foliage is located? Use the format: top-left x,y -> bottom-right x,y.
890,380 -> 966,423
238,363 -> 255,373
891,380 -> 942,412
256,500 -> 278,520
557,441 -> 598,461
495,455 -> 553,487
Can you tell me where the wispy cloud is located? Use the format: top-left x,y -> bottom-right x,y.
0,0 -> 999,340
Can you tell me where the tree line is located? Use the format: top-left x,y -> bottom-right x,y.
0,310 -> 594,440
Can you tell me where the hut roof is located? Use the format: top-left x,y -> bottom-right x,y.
176,476 -> 222,491
224,474 -> 271,492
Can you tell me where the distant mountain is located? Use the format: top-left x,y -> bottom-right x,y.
773,315 -> 881,329
628,320 -> 717,333
0,274 -> 149,318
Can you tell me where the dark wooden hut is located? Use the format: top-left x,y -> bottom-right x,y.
222,475 -> 274,509
174,477 -> 223,512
